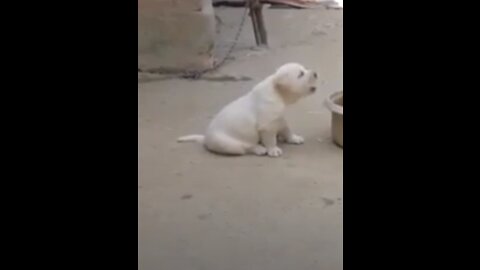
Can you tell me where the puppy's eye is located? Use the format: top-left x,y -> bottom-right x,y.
298,71 -> 304,78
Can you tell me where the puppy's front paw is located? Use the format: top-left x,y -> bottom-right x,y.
287,134 -> 304,145
267,146 -> 283,157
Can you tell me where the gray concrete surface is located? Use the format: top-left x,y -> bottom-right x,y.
139,7 -> 343,270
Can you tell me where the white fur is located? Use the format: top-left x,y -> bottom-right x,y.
177,63 -> 318,157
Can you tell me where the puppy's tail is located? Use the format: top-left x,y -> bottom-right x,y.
177,134 -> 205,143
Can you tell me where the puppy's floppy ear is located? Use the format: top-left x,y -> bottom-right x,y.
273,72 -> 297,104
273,72 -> 288,93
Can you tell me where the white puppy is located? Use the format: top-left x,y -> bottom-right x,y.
177,63 -> 318,157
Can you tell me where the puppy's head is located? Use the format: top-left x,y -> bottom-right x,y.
272,63 -> 318,104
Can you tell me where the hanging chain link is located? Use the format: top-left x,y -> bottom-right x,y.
139,5 -> 249,80
181,5 -> 249,79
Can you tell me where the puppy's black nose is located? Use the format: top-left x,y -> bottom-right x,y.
310,87 -> 316,92
313,72 -> 318,79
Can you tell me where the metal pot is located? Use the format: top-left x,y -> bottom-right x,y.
325,91 -> 343,147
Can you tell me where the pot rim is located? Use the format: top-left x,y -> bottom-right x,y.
324,91 -> 343,115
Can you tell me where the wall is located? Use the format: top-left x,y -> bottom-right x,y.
138,0 -> 216,72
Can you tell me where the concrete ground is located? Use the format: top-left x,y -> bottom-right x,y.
139,7 -> 343,270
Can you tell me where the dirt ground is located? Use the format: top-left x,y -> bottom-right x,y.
139,6 -> 343,270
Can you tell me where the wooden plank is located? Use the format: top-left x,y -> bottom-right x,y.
248,0 -> 268,46
213,0 -> 330,9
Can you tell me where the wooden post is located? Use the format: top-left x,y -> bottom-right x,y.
248,0 -> 268,47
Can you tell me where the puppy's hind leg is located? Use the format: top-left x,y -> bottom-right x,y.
205,133 -> 249,156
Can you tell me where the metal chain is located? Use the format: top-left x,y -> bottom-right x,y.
180,5 -> 249,80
